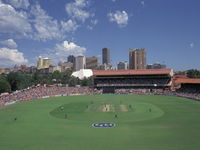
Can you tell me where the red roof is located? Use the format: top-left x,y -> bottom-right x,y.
173,75 -> 188,79
93,69 -> 172,76
175,78 -> 200,84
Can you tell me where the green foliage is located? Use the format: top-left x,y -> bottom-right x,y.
187,69 -> 200,78
3,69 -> 92,92
0,77 -> 11,93
80,77 -> 93,86
6,72 -> 33,91
69,77 -> 80,86
175,71 -> 187,75
60,69 -> 72,84
7,72 -> 22,91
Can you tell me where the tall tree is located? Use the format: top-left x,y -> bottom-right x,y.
0,76 -> 11,93
187,69 -> 200,78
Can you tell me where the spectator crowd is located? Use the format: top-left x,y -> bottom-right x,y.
0,85 -> 94,107
0,84 -> 199,108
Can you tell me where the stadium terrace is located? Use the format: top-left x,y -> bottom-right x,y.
92,69 -> 173,93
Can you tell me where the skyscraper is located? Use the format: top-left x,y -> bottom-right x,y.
86,56 -> 99,70
117,61 -> 128,70
75,56 -> 86,71
129,48 -> 146,69
102,48 -> 110,65
37,56 -> 51,69
67,55 -> 75,64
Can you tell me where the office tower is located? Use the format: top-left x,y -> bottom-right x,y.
37,56 -> 51,69
102,48 -> 110,65
86,56 -> 99,70
43,58 -> 51,68
37,56 -> 43,69
117,61 -> 128,70
129,48 -> 146,69
75,56 -> 86,71
58,61 -> 74,72
67,55 -> 75,64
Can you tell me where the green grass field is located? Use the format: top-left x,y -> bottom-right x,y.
0,94 -> 200,150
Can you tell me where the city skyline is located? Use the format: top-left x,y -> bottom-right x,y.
0,0 -> 200,70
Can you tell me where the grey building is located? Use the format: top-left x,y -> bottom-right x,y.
98,64 -> 112,70
129,48 -> 146,69
67,55 -> 75,64
86,56 -> 99,70
75,56 -> 86,71
102,48 -> 110,65
117,61 -> 128,70
58,61 -> 74,72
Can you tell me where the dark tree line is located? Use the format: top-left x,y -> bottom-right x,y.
0,69 -> 93,94
187,69 -> 200,78
175,69 -> 200,78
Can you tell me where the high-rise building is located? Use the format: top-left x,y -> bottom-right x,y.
37,56 -> 51,69
67,55 -> 75,64
49,66 -> 62,73
102,48 -> 110,65
129,48 -> 146,69
58,61 -> 74,72
86,56 -> 99,70
43,58 -> 51,68
67,55 -> 75,70
117,61 -> 128,70
75,56 -> 86,71
98,64 -> 112,70
37,56 -> 43,69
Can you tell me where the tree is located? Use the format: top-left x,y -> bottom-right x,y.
69,77 -> 79,86
80,77 -> 93,86
61,69 -> 72,84
187,69 -> 200,78
0,78 -> 11,93
7,72 -> 21,91
7,72 -> 33,91
52,71 -> 61,82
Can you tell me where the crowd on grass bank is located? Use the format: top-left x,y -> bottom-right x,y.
0,85 -> 95,107
0,85 -> 200,107
115,88 -> 200,100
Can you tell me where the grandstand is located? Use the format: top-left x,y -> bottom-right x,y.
93,69 -> 173,93
175,78 -> 200,94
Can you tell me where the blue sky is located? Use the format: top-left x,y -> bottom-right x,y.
0,0 -> 200,70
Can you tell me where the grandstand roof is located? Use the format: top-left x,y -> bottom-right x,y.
175,78 -> 200,84
93,69 -> 173,76
173,75 -> 188,79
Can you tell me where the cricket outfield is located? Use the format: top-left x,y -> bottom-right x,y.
0,94 -> 200,150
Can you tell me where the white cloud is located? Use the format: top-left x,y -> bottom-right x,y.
0,2 -> 32,37
141,1 -> 145,6
4,0 -> 30,9
61,19 -> 79,32
55,40 -> 86,56
30,3 -> 64,41
65,0 -> 92,22
108,10 -> 129,27
0,39 -> 17,48
44,41 -> 86,63
91,19 -> 98,25
87,19 -> 98,30
0,47 -> 28,67
190,42 -> 194,48
87,25 -> 93,30
0,1 -> 81,41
